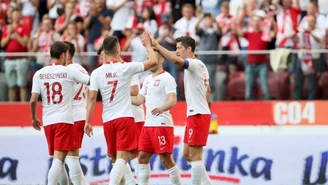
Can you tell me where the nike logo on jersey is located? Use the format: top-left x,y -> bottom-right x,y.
160,147 -> 165,150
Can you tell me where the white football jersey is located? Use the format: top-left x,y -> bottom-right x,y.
89,62 -> 144,123
140,71 -> 176,127
31,64 -> 90,126
131,74 -> 145,123
66,62 -> 89,122
182,58 -> 211,116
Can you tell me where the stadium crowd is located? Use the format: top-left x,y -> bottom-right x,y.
0,0 -> 328,102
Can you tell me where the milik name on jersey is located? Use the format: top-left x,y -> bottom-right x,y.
39,73 -> 68,79
106,72 -> 118,78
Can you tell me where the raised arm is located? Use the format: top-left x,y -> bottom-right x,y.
141,31 -> 158,71
147,31 -> 185,67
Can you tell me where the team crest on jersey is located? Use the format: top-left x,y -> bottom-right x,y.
154,80 -> 160,87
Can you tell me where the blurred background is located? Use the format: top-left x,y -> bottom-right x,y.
1,0 -> 328,184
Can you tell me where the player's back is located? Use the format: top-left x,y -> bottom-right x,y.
67,63 -> 89,121
183,58 -> 211,116
90,62 -> 144,123
33,64 -> 77,126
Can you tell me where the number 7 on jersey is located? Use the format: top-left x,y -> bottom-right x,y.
108,80 -> 118,103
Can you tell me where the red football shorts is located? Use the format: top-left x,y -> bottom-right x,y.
103,117 -> 135,155
139,127 -> 174,154
183,114 -> 211,146
73,120 -> 85,149
44,123 -> 75,155
134,121 -> 144,150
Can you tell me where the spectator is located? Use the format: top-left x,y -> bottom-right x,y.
142,7 -> 158,36
94,26 -> 112,51
120,26 -> 133,62
293,15 -> 325,100
32,16 -> 60,66
216,1 -> 238,74
74,16 -> 85,35
76,0 -> 92,18
17,0 -> 39,35
299,2 -> 326,32
196,0 -> 224,17
47,0 -> 65,23
153,0 -> 172,26
4,3 -> 14,25
0,0 -> 10,31
1,8 -> 29,102
54,1 -> 77,34
299,0 -> 310,18
135,0 -> 153,15
174,3 -> 199,42
61,22 -> 85,64
233,11 -> 275,100
195,12 -> 221,100
84,0 -> 113,72
273,0 -> 301,49
107,0 -> 134,41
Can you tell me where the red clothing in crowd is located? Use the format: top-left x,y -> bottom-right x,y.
244,31 -> 268,64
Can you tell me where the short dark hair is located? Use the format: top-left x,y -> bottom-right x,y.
97,45 -> 103,55
63,41 -> 75,57
50,41 -> 69,59
103,36 -> 119,56
175,36 -> 196,52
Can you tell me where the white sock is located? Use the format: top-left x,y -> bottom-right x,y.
109,159 -> 126,185
138,164 -> 150,185
190,161 -> 203,185
58,164 -> 69,185
202,164 -> 212,185
47,159 -> 63,185
124,163 -> 136,185
65,156 -> 89,185
167,165 -> 182,185
131,158 -> 139,182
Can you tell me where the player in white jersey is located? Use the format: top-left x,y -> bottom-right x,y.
96,46 -> 141,185
129,73 -> 145,183
84,33 -> 157,185
62,41 -> 89,185
30,41 -> 89,185
131,49 -> 182,185
147,32 -> 212,185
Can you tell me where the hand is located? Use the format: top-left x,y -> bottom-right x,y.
98,14 -> 104,23
84,123 -> 93,137
89,6 -> 97,16
151,107 -> 165,116
8,25 -> 14,33
145,30 -> 158,47
142,30 -> 152,48
32,118 -> 41,131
